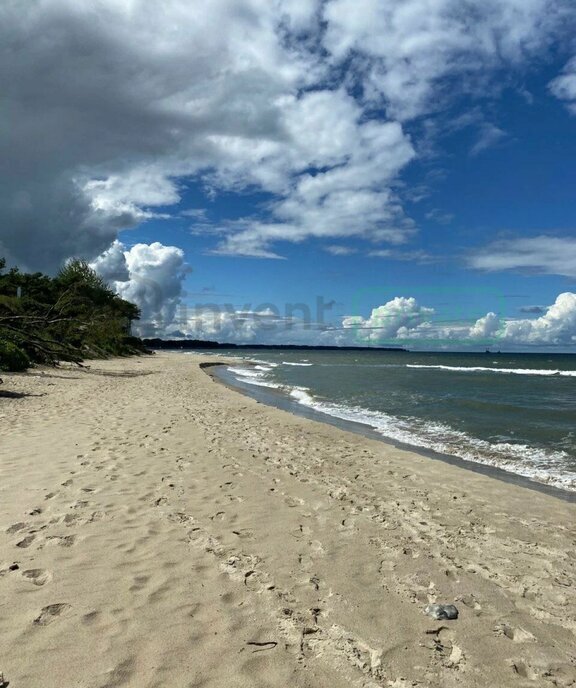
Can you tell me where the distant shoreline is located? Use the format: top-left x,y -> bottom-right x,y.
144,339 -> 576,355
143,338 -> 408,352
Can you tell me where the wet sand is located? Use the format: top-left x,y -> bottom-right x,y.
0,352 -> 575,687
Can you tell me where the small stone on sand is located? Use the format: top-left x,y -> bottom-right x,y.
424,604 -> 459,620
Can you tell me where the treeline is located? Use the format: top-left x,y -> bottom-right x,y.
0,257 -> 145,372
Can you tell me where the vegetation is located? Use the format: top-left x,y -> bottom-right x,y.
0,257 -> 145,371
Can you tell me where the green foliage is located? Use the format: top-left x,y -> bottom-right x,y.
0,338 -> 30,372
0,257 -> 144,370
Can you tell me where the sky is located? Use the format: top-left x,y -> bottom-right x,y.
2,0 -> 576,350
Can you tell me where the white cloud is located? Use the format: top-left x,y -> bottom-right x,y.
469,311 -> 501,339
91,241 -> 190,336
324,245 -> 358,256
367,249 -> 436,263
342,297 -> 435,342
498,292 -> 576,346
549,57 -> 576,114
323,0 -> 569,120
211,100 -> 416,256
1,0 -> 574,269
470,124 -> 508,156
469,236 -> 576,277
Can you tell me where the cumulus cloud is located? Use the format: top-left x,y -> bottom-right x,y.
498,292 -> 576,346
341,297 -> 435,342
177,307 -> 307,344
2,0 -> 575,269
468,312 -> 501,339
91,241 -> 190,336
395,293 -> 576,348
469,236 -> 576,277
90,241 -> 130,283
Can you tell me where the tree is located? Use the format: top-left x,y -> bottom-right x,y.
0,257 -> 144,370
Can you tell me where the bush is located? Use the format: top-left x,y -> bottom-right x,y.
0,339 -> 31,372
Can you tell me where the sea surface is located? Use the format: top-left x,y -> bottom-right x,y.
201,349 -> 576,492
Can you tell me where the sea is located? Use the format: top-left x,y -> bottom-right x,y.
200,349 -> 576,494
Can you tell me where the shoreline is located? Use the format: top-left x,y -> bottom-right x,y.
1,352 -> 575,687
208,361 -> 576,503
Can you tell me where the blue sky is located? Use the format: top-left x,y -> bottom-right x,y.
3,0 -> 576,349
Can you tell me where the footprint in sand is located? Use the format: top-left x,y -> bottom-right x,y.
509,659 -> 539,681
459,593 -> 482,615
284,496 -> 304,508
297,553 -> 313,571
34,603 -> 71,625
129,575 -> 150,593
70,500 -> 90,510
495,623 -> 536,642
6,522 -> 28,535
46,534 -> 76,547
425,627 -> 465,669
63,513 -> 81,526
82,610 -> 101,625
16,534 -> 36,548
22,569 -> 52,586
232,529 -> 254,539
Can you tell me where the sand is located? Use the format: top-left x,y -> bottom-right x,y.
0,352 -> 575,688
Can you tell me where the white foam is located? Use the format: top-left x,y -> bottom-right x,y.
289,387 -> 315,404
282,361 -> 314,366
228,364 -> 281,390
228,367 -> 263,378
241,379 -> 283,389
407,364 -> 576,377
247,358 -> 279,367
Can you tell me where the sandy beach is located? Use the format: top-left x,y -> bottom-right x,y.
0,352 -> 575,688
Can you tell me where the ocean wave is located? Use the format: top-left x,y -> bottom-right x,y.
228,367 -> 263,378
289,387 -> 315,403
228,366 -> 281,389
247,359 -> 279,367
286,387 -> 576,491
240,379 -> 283,389
282,361 -> 314,366
407,364 -> 576,377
